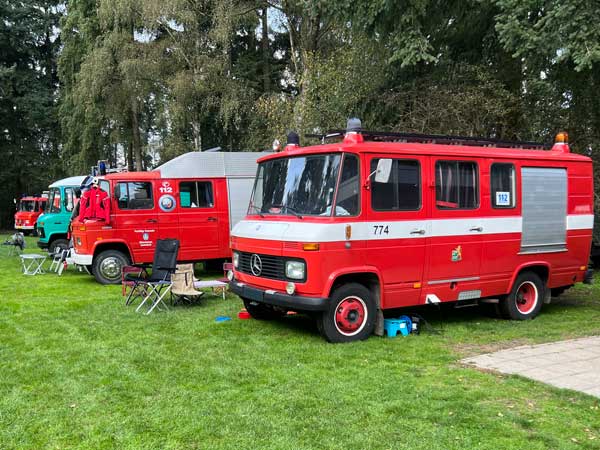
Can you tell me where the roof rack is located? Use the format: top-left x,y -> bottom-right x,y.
306,129 -> 551,150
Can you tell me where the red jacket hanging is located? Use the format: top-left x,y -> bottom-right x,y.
78,187 -> 110,223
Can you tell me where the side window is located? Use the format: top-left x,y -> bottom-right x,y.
100,180 -> 110,195
179,181 -> 214,208
491,163 -> 516,208
334,154 -> 360,216
116,182 -> 153,210
64,188 -> 75,212
435,161 -> 479,209
371,159 -> 421,211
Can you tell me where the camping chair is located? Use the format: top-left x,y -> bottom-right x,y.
123,265 -> 149,304
132,239 -> 180,315
49,248 -> 69,274
170,264 -> 204,306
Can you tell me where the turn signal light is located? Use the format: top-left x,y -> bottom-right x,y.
555,132 -> 568,143
302,243 -> 320,251
79,226 -> 86,231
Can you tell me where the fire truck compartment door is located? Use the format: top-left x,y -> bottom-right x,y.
177,180 -> 220,261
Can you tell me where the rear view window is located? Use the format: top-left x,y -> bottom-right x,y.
435,161 -> 479,209
371,159 -> 421,211
491,163 -> 516,208
116,182 -> 154,210
179,181 -> 214,208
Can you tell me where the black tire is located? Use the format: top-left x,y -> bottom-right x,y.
92,250 -> 130,285
242,298 -> 286,320
318,283 -> 376,343
500,271 -> 544,320
48,238 -> 69,254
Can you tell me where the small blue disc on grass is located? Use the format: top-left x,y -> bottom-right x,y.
215,315 -> 231,322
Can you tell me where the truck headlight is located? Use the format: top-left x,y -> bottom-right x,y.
285,261 -> 305,280
232,251 -> 239,268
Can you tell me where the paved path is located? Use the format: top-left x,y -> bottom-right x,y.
462,336 -> 600,398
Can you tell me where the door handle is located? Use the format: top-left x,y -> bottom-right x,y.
469,226 -> 483,232
207,217 -> 217,222
410,229 -> 426,235
146,219 -> 158,223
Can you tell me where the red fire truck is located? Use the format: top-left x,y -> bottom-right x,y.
229,120 -> 594,342
71,151 -> 269,284
15,195 -> 47,235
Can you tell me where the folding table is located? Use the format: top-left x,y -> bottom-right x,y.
20,254 -> 47,275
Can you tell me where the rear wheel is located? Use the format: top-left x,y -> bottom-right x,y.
242,298 -> 286,320
48,238 -> 69,255
500,271 -> 544,320
92,250 -> 130,285
318,283 -> 376,343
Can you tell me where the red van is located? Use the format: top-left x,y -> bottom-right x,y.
71,151 -> 269,284
229,122 -> 594,342
15,196 -> 47,235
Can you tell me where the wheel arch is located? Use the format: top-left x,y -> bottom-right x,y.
509,262 -> 550,292
92,240 -> 132,262
324,267 -> 383,307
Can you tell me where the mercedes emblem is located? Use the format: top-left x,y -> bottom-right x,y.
250,254 -> 263,276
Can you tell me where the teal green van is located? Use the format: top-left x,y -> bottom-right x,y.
36,176 -> 85,253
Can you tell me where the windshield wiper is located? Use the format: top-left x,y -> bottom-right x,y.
248,204 -> 265,218
281,205 -> 303,219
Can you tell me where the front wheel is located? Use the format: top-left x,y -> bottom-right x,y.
48,238 -> 69,255
318,283 -> 376,343
92,250 -> 130,285
242,299 -> 286,320
500,271 -> 544,320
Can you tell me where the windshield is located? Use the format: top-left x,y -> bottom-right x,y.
18,200 -> 35,212
46,188 -> 61,213
249,154 -> 344,216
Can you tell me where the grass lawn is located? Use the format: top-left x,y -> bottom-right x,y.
1,236 -> 600,449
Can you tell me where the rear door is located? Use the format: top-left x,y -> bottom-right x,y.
177,179 -> 220,261
113,181 -> 159,263
366,154 -> 429,308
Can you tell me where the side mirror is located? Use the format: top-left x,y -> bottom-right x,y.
374,159 -> 392,183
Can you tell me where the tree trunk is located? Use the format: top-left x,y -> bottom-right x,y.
131,98 -> 143,171
127,141 -> 134,171
261,6 -> 270,92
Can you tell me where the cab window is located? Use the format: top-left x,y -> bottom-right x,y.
334,154 -> 360,216
179,181 -> 214,208
435,161 -> 479,209
491,163 -> 516,208
116,182 -> 154,210
371,159 -> 421,211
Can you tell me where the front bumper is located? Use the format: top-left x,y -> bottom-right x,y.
15,225 -> 34,230
71,251 -> 93,266
37,241 -> 49,249
229,281 -> 328,311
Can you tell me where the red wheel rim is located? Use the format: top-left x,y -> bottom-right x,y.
515,281 -> 538,315
334,296 -> 367,336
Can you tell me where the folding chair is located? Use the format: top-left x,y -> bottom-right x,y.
170,264 -> 204,306
123,265 -> 149,305
132,239 -> 180,314
2,233 -> 25,256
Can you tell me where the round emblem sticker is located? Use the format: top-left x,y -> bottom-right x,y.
159,194 -> 176,212
142,232 -> 149,240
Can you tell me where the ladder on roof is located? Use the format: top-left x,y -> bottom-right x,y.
306,129 -> 551,150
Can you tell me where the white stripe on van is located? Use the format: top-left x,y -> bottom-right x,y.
231,214 -> 593,243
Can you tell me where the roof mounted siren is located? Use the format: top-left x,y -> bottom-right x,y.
343,117 -> 364,144
285,131 -> 300,151
552,131 -> 570,153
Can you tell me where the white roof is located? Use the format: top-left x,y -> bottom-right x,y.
156,151 -> 271,178
48,176 -> 86,188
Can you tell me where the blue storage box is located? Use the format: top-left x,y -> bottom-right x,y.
383,316 -> 412,337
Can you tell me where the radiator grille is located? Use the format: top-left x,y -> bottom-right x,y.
238,252 -> 285,280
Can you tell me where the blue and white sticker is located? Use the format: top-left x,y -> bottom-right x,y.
159,194 -> 176,212
495,191 -> 510,206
